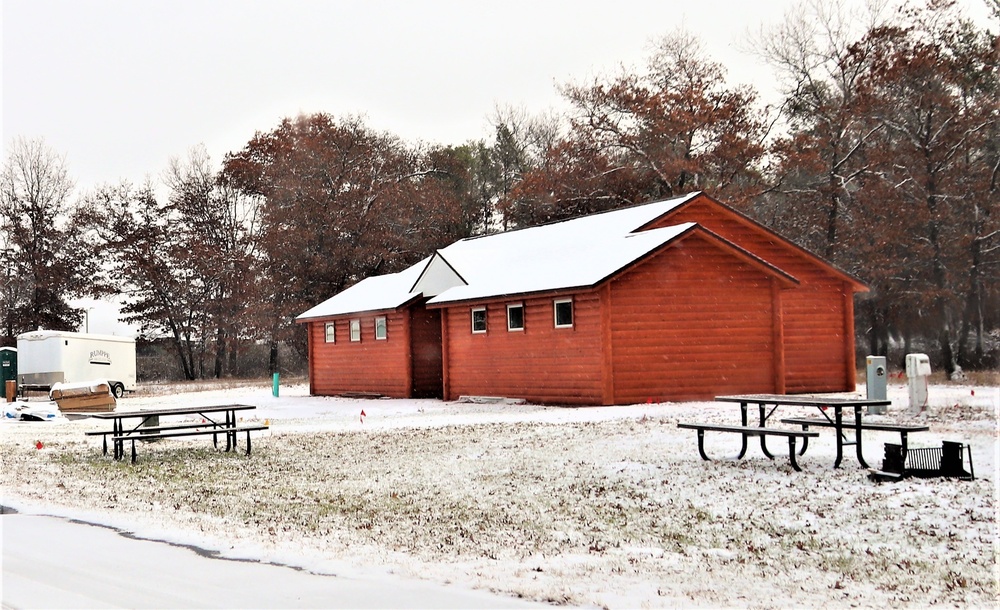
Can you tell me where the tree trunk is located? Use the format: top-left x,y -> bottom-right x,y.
923,173 -> 956,378
957,217 -> 986,369
214,327 -> 226,378
825,167 -> 842,260
228,341 -> 238,376
268,338 -> 279,375
866,300 -> 889,357
171,335 -> 195,380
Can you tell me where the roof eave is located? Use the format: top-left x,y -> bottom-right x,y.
295,293 -> 424,323
642,192 -> 869,292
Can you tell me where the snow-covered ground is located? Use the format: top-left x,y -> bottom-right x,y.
2,381 -> 997,608
2,513 -> 543,609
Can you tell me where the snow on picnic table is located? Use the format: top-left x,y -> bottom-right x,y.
1,381 -> 996,608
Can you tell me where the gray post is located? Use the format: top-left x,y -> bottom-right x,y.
866,356 -> 887,414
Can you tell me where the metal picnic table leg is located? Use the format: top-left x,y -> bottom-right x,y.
758,404 -> 774,459
833,408 -> 844,468
787,437 -> 803,472
216,411 -> 230,449
225,409 -> 235,452
797,425 -> 810,456
114,419 -> 123,461
245,430 -> 252,456
737,404 -> 749,459
694,429 -> 711,461
854,408 -> 869,468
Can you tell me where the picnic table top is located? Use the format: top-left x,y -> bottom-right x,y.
715,394 -> 891,407
89,404 -> 257,419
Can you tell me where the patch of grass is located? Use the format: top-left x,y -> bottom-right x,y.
135,376 -> 307,396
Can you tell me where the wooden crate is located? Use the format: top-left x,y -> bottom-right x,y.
51,384 -> 116,413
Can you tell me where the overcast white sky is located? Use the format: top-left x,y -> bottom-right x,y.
2,0 -> 994,195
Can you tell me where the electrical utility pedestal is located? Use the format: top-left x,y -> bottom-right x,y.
905,353 -> 931,416
866,355 -> 887,415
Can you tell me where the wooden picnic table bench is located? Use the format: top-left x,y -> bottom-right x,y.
88,404 -> 265,463
85,421 -> 231,441
677,422 -> 819,471
779,417 -> 929,458
112,424 -> 269,463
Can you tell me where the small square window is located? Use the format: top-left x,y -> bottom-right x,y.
554,299 -> 573,328
471,307 -> 487,333
325,322 -> 336,343
375,316 -> 387,340
507,303 -> 524,331
350,319 -> 361,342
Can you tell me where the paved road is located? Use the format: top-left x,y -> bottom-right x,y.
1,512 -> 541,609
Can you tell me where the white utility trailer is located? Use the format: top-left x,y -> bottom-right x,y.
16,330 -> 137,398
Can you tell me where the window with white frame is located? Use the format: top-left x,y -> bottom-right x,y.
325,322 -> 336,343
554,298 -> 574,328
350,319 -> 361,342
507,303 -> 524,331
471,307 -> 487,333
374,316 -> 387,340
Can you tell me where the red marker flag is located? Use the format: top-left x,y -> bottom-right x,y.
360,409 -> 366,423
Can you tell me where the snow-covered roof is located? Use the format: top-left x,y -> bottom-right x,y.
295,259 -> 429,321
16,330 -> 135,344
425,223 -> 695,304
422,193 -> 700,304
298,193 -> 701,319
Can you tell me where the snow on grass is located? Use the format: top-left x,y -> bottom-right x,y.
1,382 -> 996,608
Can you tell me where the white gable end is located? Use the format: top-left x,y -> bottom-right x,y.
410,253 -> 466,297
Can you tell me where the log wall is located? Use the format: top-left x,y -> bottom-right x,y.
442,291 -> 604,404
651,197 -> 856,392
608,233 -> 777,403
307,313 -> 411,397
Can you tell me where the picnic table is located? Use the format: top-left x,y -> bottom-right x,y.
713,394 -> 899,469
87,404 -> 267,463
676,394 -> 922,471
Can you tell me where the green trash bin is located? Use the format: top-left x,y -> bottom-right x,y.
1,347 -> 17,400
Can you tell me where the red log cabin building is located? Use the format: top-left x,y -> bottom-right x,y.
296,192 -> 867,405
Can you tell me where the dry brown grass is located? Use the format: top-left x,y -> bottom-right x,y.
1,400 -> 995,609
857,368 -> 999,386
135,376 -> 307,396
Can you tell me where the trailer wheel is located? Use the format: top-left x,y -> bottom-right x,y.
111,383 -> 125,399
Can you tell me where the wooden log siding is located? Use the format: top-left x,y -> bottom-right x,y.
648,196 -> 858,392
307,313 -> 412,397
442,291 -> 604,404
608,233 -> 777,403
780,283 -> 851,392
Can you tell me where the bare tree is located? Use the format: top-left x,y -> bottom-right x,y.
222,113 -> 468,373
165,146 -> 262,377
752,0 -> 889,260
504,29 -> 766,228
0,138 -> 97,337
856,6 -> 999,377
